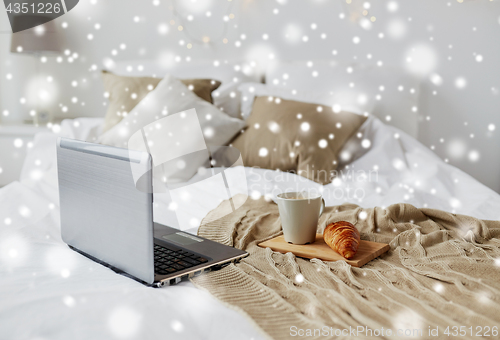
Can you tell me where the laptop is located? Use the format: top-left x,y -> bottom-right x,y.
56,137 -> 248,288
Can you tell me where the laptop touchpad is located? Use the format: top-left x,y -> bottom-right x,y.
162,232 -> 203,246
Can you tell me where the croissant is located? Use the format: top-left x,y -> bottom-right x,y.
323,221 -> 360,259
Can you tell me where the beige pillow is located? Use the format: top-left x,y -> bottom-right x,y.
101,71 -> 221,132
231,96 -> 367,184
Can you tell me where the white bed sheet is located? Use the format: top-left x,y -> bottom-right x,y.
1,117 -> 499,339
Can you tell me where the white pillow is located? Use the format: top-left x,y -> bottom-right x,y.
265,60 -> 420,138
111,59 -> 262,119
239,82 -> 374,121
99,74 -> 246,183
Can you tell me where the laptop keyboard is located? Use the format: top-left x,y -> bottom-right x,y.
154,244 -> 209,276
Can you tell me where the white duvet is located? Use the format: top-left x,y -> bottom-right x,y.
1,117 -> 499,340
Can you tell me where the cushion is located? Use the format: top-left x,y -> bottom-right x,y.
99,73 -> 246,183
238,82 -> 374,166
110,59 -> 264,119
101,71 -> 221,133
231,96 -> 367,184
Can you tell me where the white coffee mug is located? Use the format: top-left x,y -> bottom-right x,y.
275,192 -> 326,244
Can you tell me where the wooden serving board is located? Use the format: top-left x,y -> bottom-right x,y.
258,234 -> 390,267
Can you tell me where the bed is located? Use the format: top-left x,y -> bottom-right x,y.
2,61 -> 500,339
2,114 -> 499,339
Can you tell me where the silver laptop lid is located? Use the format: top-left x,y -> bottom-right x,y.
56,137 -> 155,284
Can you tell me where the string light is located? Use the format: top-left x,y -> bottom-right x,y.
342,0 -> 375,25
171,0 -> 236,46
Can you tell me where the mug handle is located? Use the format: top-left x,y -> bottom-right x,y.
319,198 -> 325,217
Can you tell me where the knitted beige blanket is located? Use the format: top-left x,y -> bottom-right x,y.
191,197 -> 500,340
